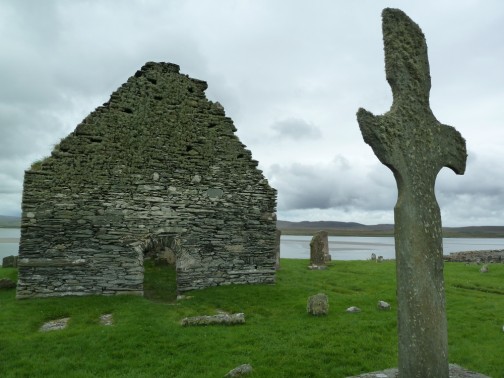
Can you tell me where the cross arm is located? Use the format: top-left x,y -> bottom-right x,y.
357,107 -> 397,171
438,123 -> 467,175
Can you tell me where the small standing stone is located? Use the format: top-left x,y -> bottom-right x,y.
2,255 -> 18,268
275,229 -> 281,270
371,253 -> 377,262
307,293 -> 329,316
480,264 -> 489,273
377,256 -> 383,263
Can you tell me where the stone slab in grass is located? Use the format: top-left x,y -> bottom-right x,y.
225,364 -> 253,377
181,313 -> 245,326
346,364 -> 490,378
40,318 -> 70,332
99,314 -> 113,326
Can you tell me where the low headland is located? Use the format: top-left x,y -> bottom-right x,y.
3,216 -> 504,238
278,220 -> 504,238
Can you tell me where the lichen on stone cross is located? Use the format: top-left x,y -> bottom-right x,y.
357,8 -> 467,378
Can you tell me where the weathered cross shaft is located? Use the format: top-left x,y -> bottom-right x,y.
357,9 -> 467,378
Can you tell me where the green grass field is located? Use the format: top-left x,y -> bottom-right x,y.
1,260 -> 503,377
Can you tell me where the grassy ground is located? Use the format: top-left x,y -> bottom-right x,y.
1,260 -> 503,377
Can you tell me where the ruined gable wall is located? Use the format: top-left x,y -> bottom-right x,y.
17,62 -> 277,298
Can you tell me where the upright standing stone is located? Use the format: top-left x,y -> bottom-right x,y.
275,229 -> 282,270
309,230 -> 331,267
2,255 -> 18,268
357,8 -> 467,378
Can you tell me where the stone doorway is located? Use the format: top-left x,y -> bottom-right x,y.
141,235 -> 179,302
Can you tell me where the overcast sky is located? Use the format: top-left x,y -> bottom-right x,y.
1,0 -> 503,226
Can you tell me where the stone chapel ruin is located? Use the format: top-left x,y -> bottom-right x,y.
16,62 -> 277,299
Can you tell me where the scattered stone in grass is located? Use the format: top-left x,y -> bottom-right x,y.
480,264 -> 489,273
346,306 -> 361,313
377,256 -> 383,263
177,295 -> 193,300
225,363 -> 253,377
371,253 -> 376,261
181,312 -> 245,326
307,264 -> 327,270
99,314 -> 113,326
345,363 -> 491,377
377,300 -> 391,310
0,278 -> 16,289
40,317 -> 70,332
307,293 -> 329,316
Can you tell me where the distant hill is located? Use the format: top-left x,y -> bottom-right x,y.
277,220 -> 394,236
0,215 -> 21,228
277,220 -> 504,238
2,215 -> 504,237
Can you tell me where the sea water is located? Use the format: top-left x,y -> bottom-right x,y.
2,228 -> 504,261
280,235 -> 504,260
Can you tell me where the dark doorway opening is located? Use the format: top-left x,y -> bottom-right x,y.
142,235 -> 178,302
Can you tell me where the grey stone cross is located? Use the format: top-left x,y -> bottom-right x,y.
357,8 -> 467,378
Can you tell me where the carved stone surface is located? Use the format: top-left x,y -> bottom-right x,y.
17,62 -> 277,299
357,8 -> 467,378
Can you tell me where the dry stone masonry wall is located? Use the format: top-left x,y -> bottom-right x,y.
17,62 -> 277,299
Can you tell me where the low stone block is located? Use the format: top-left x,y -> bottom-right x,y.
2,255 -> 18,268
307,293 -> 329,316
0,278 -> 16,289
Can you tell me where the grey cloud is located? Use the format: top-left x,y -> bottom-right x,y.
1,0 -> 504,227
271,118 -> 322,140
434,151 -> 504,226
268,157 -> 396,213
